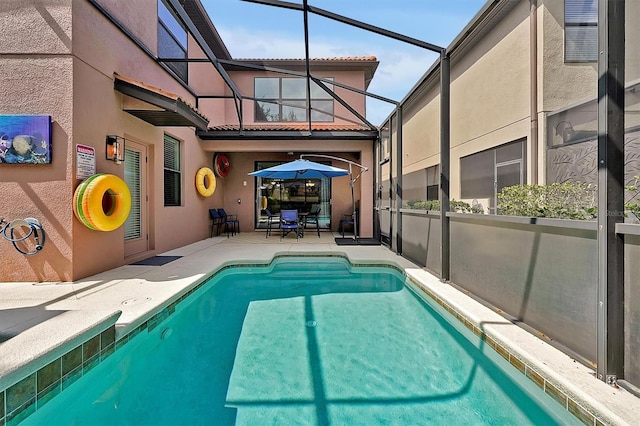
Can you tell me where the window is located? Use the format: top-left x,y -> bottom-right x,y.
426,165 -> 439,201
254,77 -> 334,122
460,140 -> 526,213
379,124 -> 390,163
164,134 -> 181,206
565,0 -> 598,62
158,0 -> 188,82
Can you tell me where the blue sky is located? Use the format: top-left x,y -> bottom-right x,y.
201,0 -> 487,124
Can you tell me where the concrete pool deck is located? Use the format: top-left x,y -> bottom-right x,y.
1,231 -> 639,425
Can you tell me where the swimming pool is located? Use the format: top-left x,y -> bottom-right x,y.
22,256 -> 579,425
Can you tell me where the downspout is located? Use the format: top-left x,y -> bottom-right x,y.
396,107 -> 403,255
530,0 -> 539,184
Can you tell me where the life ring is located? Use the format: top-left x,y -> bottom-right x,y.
214,153 -> 230,178
196,167 -> 216,197
73,174 -> 131,231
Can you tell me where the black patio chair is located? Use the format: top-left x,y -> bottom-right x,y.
211,208 -> 236,238
217,208 -> 239,236
339,208 -> 359,238
303,205 -> 321,237
209,209 -> 222,237
263,208 -> 277,238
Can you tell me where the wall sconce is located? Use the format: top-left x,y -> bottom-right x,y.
106,135 -> 125,164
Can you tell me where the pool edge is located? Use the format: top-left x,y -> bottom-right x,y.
405,269 -> 633,426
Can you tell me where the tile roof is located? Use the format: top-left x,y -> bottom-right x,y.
114,74 -> 191,105
208,123 -> 376,132
113,74 -> 209,129
234,56 -> 378,62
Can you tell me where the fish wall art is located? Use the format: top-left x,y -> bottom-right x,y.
0,115 -> 52,164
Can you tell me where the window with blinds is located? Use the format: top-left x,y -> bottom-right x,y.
164,135 -> 181,206
124,149 -> 142,240
565,0 -> 598,62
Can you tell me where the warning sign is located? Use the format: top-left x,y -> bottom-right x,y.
76,144 -> 96,180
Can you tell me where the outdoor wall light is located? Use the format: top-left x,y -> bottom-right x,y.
106,135 -> 125,164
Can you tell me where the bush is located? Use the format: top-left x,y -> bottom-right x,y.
406,199 -> 440,211
497,182 -> 597,220
406,180 -> 640,220
625,176 -> 640,220
405,199 -> 483,214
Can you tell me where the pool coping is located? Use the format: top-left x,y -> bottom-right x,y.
1,238 -> 639,425
405,269 -> 638,426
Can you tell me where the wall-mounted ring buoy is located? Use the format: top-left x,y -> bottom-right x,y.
214,153 -> 230,178
73,174 -> 131,231
196,167 -> 216,197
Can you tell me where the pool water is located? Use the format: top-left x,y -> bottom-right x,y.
23,257 -> 579,425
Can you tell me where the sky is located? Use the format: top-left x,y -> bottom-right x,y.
200,0 -> 487,124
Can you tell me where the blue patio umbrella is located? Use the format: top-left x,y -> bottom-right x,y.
248,159 -> 349,179
249,156 -> 367,240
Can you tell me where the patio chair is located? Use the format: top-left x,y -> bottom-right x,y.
280,209 -> 300,240
217,208 -> 239,235
339,208 -> 359,238
211,208 -> 236,238
303,205 -> 321,237
263,208 -> 277,238
209,209 -> 222,237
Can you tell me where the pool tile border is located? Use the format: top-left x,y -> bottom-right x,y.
407,275 -> 604,426
0,327 -> 116,426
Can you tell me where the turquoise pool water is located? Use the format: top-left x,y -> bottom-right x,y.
23,257 -> 579,425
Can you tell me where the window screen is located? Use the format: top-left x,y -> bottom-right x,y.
158,0 -> 188,82
565,0 -> 598,62
461,149 -> 494,199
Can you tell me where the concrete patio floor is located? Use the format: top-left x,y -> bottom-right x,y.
1,231 -> 639,425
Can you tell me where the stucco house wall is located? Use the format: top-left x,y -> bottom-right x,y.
0,1 -> 75,281
383,0 -> 627,208
1,0 -> 375,282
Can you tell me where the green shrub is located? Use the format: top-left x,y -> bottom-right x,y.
406,199 -> 440,211
405,199 -> 483,214
625,176 -> 640,220
497,182 -> 597,219
406,179 -> 640,220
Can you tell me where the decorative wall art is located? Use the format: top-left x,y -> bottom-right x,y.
0,115 -> 52,164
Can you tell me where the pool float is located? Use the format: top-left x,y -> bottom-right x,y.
73,174 -> 131,231
214,153 -> 230,177
195,167 -> 216,197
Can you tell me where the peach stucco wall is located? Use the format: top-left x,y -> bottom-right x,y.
201,139 -> 374,237
69,0 -> 222,279
0,1 -> 74,282
1,0 -> 375,282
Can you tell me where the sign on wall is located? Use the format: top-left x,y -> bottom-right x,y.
0,115 -> 52,164
76,144 -> 96,179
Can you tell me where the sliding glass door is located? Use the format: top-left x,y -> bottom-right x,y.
254,161 -> 332,230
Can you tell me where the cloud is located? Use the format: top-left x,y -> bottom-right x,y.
218,26 -> 438,124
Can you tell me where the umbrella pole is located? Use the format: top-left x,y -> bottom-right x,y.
296,154 -> 367,242
350,164 -> 358,242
